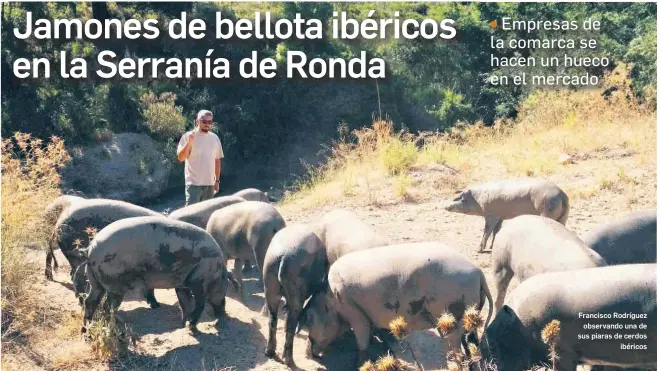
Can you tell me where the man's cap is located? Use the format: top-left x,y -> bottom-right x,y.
197,109 -> 213,120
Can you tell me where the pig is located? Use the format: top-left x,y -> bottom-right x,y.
263,224 -> 328,366
581,209 -> 657,265
205,201 -> 286,302
478,264 -> 657,371
233,188 -> 270,272
444,178 -> 570,253
491,214 -> 606,310
233,188 -> 270,203
43,194 -> 86,229
168,195 -> 248,272
312,209 -> 389,266
297,241 -> 493,368
80,216 -> 240,333
47,198 -> 163,284
43,194 -> 86,277
167,195 -> 246,228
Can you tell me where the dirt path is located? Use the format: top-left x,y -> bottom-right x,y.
23,154 -> 656,371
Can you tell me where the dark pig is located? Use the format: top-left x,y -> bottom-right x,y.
581,209 -> 656,265
43,194 -> 86,229
43,194 -> 86,278
479,264 -> 657,371
167,195 -> 245,228
205,201 -> 286,302
47,197 -> 163,305
81,216 -> 239,333
232,188 -> 271,272
263,224 -> 328,366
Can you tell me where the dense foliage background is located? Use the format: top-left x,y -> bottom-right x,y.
1,2 -> 656,198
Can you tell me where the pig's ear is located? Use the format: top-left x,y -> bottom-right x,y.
452,190 -> 465,201
501,305 -> 517,322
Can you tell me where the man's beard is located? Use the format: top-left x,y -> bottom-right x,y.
200,127 -> 210,132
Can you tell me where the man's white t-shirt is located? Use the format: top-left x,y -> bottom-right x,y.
177,130 -> 224,186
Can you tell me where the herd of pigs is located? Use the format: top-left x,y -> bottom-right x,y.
42,178 -> 656,371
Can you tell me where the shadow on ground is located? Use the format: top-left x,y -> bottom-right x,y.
119,301 -> 185,337
293,330 -> 398,371
109,316 -> 269,371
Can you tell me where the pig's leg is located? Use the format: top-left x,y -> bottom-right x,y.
445,326 -> 464,355
234,258 -> 242,270
478,218 -> 490,252
230,258 -> 245,303
104,291 -> 126,323
102,292 -> 124,312
82,276 -> 105,332
264,278 -> 283,358
45,250 -> 55,280
479,216 -> 500,253
282,308 -> 301,366
338,302 -> 372,368
489,219 -> 503,251
282,289 -> 303,366
462,330 -> 480,358
175,288 -> 194,327
187,285 -> 207,332
72,261 -> 89,307
143,288 -> 160,309
494,267 -> 514,311
253,237 -> 269,283
217,297 -> 227,318
242,259 -> 253,273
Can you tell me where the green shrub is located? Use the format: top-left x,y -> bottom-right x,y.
140,92 -> 186,140
379,138 -> 418,176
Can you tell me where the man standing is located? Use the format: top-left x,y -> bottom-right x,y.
177,109 -> 224,206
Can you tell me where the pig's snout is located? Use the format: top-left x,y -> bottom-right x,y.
444,201 -> 460,211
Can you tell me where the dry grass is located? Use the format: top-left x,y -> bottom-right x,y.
360,353 -> 418,371
436,313 -> 457,338
564,185 -> 598,200
52,312 -> 103,369
83,308 -> 136,361
393,174 -> 413,198
540,320 -> 561,370
280,66 -> 655,210
461,305 -> 483,333
379,310 -> 489,371
389,316 -> 409,340
376,311 -> 564,371
52,338 -> 100,369
1,133 -> 130,368
1,133 -> 71,342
